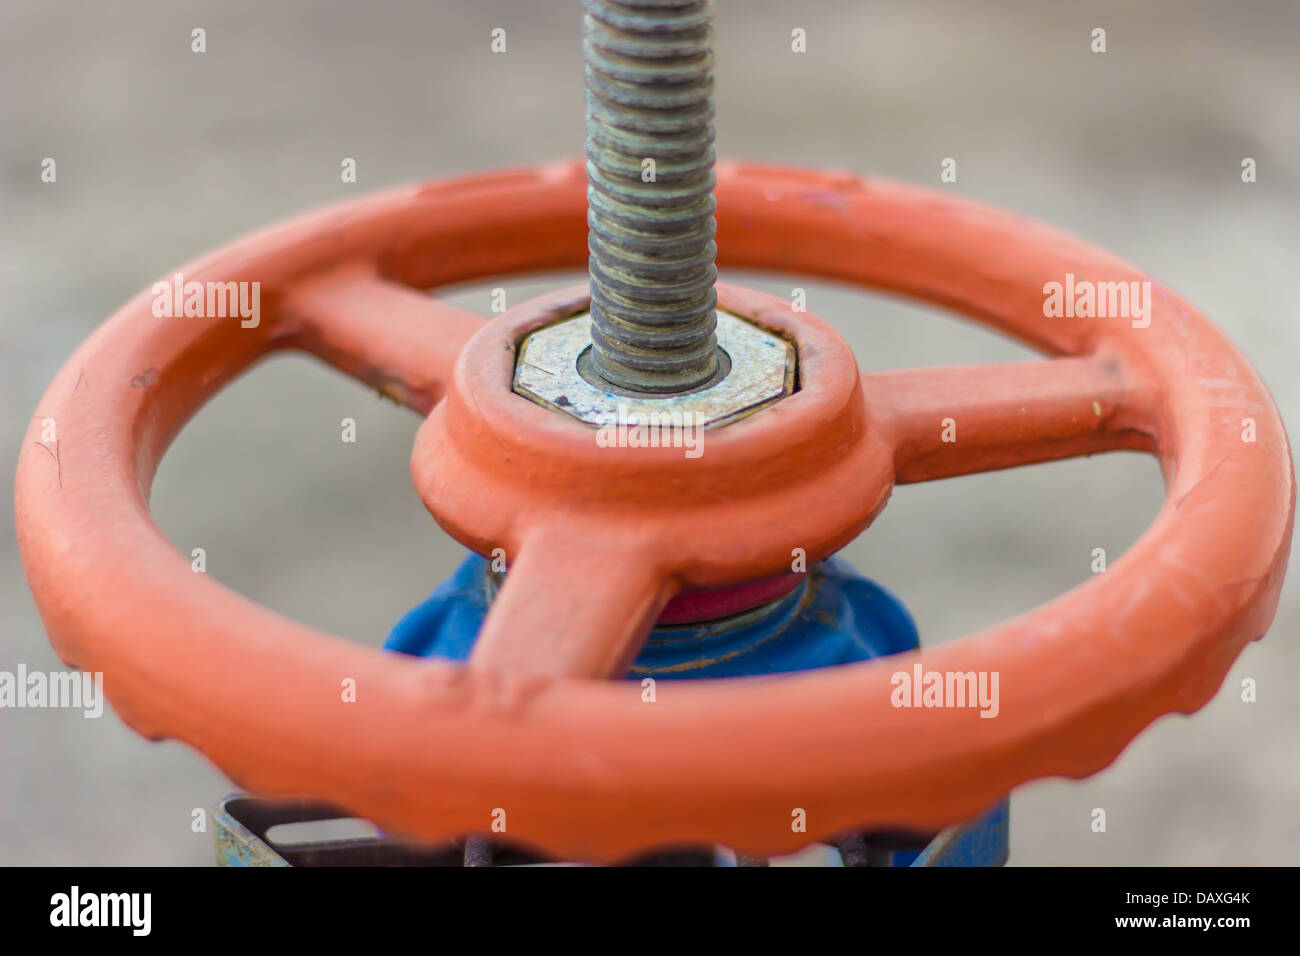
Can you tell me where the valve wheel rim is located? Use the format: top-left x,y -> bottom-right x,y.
15,158 -> 1293,861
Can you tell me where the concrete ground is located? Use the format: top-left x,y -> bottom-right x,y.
1,0 -> 1297,865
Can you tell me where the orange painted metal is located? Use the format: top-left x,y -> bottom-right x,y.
14,159 -> 1293,861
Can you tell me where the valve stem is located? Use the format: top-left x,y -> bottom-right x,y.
584,0 -> 721,394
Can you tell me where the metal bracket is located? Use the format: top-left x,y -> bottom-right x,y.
213,794 -> 1009,867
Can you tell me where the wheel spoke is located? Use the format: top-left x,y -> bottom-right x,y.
279,268 -> 484,414
863,354 -> 1156,484
469,523 -> 677,679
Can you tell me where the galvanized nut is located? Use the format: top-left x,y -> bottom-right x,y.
513,311 -> 796,428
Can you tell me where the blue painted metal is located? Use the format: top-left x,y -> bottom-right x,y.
382,552 -> 1010,866
214,797 -> 292,867
907,797 -> 1010,867
386,554 -> 920,676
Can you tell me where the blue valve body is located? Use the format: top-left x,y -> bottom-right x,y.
385,553 -> 1008,866
385,554 -> 919,675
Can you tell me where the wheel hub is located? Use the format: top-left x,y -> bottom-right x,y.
412,281 -> 893,627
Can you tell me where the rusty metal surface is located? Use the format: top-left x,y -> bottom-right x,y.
214,797 -> 291,868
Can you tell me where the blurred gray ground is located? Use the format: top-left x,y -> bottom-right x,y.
1,0 -> 1297,865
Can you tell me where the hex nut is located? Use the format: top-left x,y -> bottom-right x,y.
513,311 -> 796,428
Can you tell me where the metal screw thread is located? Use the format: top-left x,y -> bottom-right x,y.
584,0 -> 720,394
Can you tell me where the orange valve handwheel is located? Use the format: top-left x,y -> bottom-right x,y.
15,159 -> 1293,861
